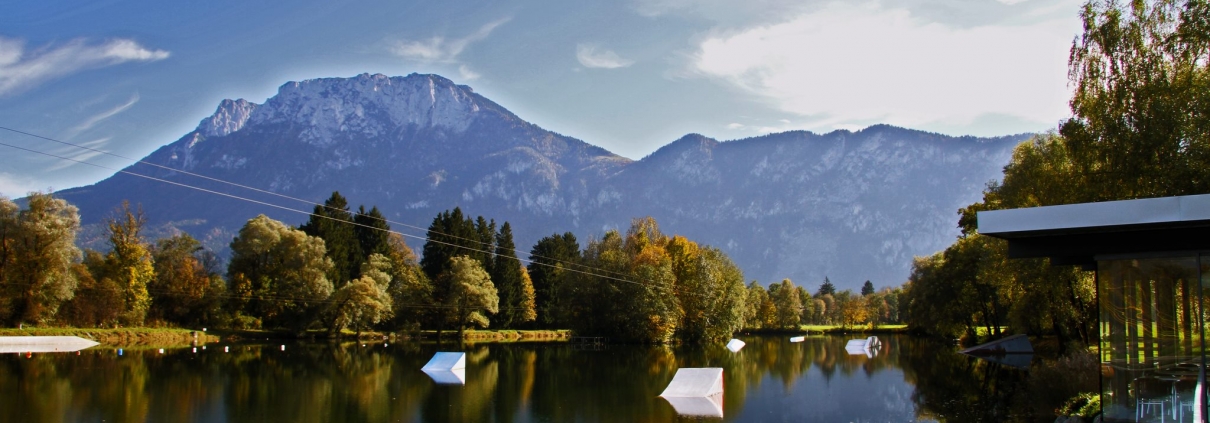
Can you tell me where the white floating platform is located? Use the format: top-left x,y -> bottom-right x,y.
422,352 -> 467,385
0,336 -> 100,353
725,338 -> 745,352
422,368 -> 467,385
422,352 -> 466,371
789,336 -> 805,343
659,368 -> 724,418
845,336 -> 881,357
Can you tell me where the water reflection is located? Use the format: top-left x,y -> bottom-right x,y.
1,335 -> 1038,422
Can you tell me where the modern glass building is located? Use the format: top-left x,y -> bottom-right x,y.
979,194 -> 1210,422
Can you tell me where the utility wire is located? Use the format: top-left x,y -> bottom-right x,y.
0,138 -> 657,288
0,125 -> 633,281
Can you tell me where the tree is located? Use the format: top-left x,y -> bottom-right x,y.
443,256 -> 498,337
353,205 -> 391,258
770,279 -> 804,329
229,215 -> 334,331
327,254 -> 394,336
668,236 -> 747,343
491,222 -> 534,328
816,277 -> 836,297
861,280 -> 875,296
384,233 -> 431,330
149,233 -> 224,326
528,232 -> 579,327
0,193 -> 81,326
1061,0 -> 1210,201
101,201 -> 155,326
421,208 -> 491,334
300,192 -> 361,287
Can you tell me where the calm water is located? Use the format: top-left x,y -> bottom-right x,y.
1,335 -> 1037,422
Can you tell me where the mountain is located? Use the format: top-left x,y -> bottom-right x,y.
55,73 -> 1026,292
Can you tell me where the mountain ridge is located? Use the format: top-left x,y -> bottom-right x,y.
54,73 -> 1026,292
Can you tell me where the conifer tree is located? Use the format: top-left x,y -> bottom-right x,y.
817,277 -> 836,297
861,280 -> 875,296
491,222 -> 534,328
353,205 -> 391,258
301,191 -> 361,288
528,232 -> 579,327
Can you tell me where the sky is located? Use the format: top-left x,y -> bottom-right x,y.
0,0 -> 1084,198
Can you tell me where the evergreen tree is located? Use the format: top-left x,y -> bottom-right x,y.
300,191 -> 361,287
816,277 -> 836,297
353,205 -> 391,258
861,280 -> 875,296
528,232 -> 580,327
491,222 -> 534,328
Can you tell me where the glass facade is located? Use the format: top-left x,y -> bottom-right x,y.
1099,255 -> 1208,422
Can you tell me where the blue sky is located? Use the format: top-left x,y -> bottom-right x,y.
0,0 -> 1083,197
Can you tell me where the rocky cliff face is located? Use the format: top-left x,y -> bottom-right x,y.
56,73 -> 1024,291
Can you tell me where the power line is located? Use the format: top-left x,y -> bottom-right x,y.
0,125 -> 633,281
0,136 -> 653,288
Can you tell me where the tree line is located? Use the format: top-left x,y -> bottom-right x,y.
0,189 -> 904,342
901,0 -> 1210,348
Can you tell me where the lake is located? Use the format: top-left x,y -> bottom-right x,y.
0,334 -> 1043,422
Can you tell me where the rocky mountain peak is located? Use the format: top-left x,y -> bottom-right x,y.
196,98 -> 257,138
246,73 -> 483,145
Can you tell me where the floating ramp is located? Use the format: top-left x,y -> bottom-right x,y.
0,336 -> 100,354
845,336 -> 881,358
959,334 -> 1033,355
725,339 -> 745,352
789,336 -> 805,343
421,352 -> 467,385
959,334 -> 1033,369
659,368 -> 724,418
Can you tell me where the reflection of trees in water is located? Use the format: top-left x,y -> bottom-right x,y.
897,337 -> 1031,422
1,335 -> 1054,422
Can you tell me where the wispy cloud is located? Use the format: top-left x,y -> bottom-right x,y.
576,44 -> 634,69
45,137 -> 110,171
67,93 -> 140,138
690,2 -> 1078,135
389,18 -> 510,63
0,37 -> 169,97
458,65 -> 481,80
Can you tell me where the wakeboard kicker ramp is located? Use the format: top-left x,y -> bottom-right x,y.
0,336 -> 100,354
421,352 -> 467,385
659,367 -> 724,417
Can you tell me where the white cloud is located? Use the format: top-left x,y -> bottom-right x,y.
0,37 -> 169,97
68,93 -> 140,138
0,172 -> 42,198
390,18 -> 510,63
690,2 -> 1077,134
45,137 -> 110,171
576,44 -> 635,69
458,65 -> 481,80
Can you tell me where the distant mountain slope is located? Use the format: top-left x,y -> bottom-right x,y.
55,73 -> 1025,291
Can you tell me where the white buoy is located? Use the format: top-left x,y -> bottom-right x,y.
192,347 -> 197,353
790,336 -> 806,343
158,348 -> 164,354
281,345 -> 285,351
224,346 -> 229,353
